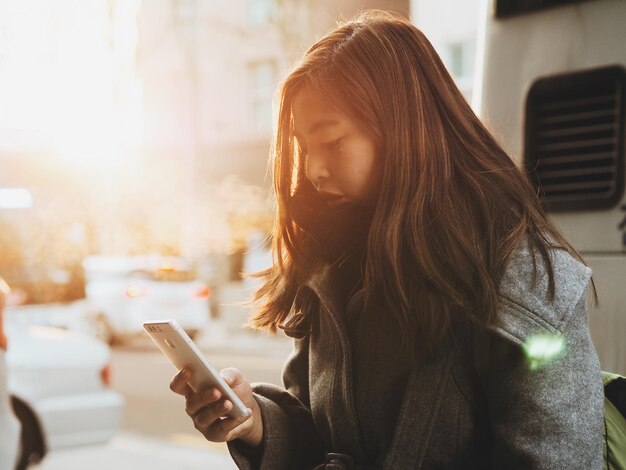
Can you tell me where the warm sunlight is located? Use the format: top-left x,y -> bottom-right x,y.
0,0 -> 142,172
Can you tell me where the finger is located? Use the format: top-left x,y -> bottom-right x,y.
194,398 -> 232,429
220,367 -> 244,388
207,409 -> 253,442
186,387 -> 223,416
170,369 -> 191,395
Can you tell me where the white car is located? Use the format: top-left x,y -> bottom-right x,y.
82,255 -> 211,343
6,323 -> 124,469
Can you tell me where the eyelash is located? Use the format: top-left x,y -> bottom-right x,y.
323,138 -> 343,153
298,138 -> 343,157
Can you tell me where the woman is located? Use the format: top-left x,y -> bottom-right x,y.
171,10 -> 604,469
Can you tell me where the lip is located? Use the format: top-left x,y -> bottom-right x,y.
318,191 -> 349,207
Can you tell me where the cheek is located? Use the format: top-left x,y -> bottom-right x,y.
362,158 -> 382,199
345,140 -> 380,197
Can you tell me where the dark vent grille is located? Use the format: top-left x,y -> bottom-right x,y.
524,66 -> 626,211
495,0 -> 591,19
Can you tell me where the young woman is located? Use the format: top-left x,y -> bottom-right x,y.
171,10 -> 604,469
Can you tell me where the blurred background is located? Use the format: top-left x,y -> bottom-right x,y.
0,0 -> 475,282
2,0 -> 625,468
0,1 -> 438,469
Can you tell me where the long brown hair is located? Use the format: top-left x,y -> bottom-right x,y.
250,10 -> 595,354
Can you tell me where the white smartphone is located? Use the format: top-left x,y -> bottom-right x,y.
143,319 -> 249,418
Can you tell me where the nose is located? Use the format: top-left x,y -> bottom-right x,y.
305,151 -> 330,190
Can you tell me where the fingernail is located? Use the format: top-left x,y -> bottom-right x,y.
245,408 -> 252,417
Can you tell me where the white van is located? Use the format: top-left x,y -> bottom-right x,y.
477,0 -> 626,374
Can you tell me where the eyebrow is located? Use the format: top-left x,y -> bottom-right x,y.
293,119 -> 340,139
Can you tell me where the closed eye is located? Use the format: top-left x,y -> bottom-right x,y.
323,138 -> 343,152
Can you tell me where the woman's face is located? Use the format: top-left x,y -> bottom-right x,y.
292,86 -> 381,206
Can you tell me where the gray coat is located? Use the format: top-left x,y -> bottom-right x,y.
229,245 -> 604,469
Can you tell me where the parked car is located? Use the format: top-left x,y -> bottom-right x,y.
6,323 -> 124,469
0,262 -> 85,306
82,255 -> 211,344
1,263 -> 89,334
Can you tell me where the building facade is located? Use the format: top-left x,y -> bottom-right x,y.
137,0 -> 410,190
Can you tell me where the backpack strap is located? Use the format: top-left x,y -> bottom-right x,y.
603,372 -> 626,419
602,373 -> 626,470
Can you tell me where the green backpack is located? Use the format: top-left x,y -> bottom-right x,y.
602,371 -> 626,470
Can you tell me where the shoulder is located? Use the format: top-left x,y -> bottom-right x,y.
492,241 -> 592,346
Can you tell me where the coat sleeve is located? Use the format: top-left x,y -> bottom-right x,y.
482,293 -> 604,469
228,334 -> 325,470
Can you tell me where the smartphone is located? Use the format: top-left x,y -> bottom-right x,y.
143,319 -> 248,418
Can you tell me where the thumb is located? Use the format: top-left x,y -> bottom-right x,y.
220,367 -> 244,387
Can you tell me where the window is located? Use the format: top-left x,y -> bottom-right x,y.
445,40 -> 475,100
175,0 -> 195,24
495,0 -> 591,18
447,41 -> 474,79
248,0 -> 274,27
0,188 -> 33,209
524,66 -> 626,211
248,60 -> 276,131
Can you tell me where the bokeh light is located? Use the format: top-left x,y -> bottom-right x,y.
523,333 -> 566,371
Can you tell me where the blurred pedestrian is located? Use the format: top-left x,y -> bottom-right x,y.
0,277 -> 20,469
171,10 -> 603,469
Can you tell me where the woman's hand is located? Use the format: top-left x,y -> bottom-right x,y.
170,367 -> 263,446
